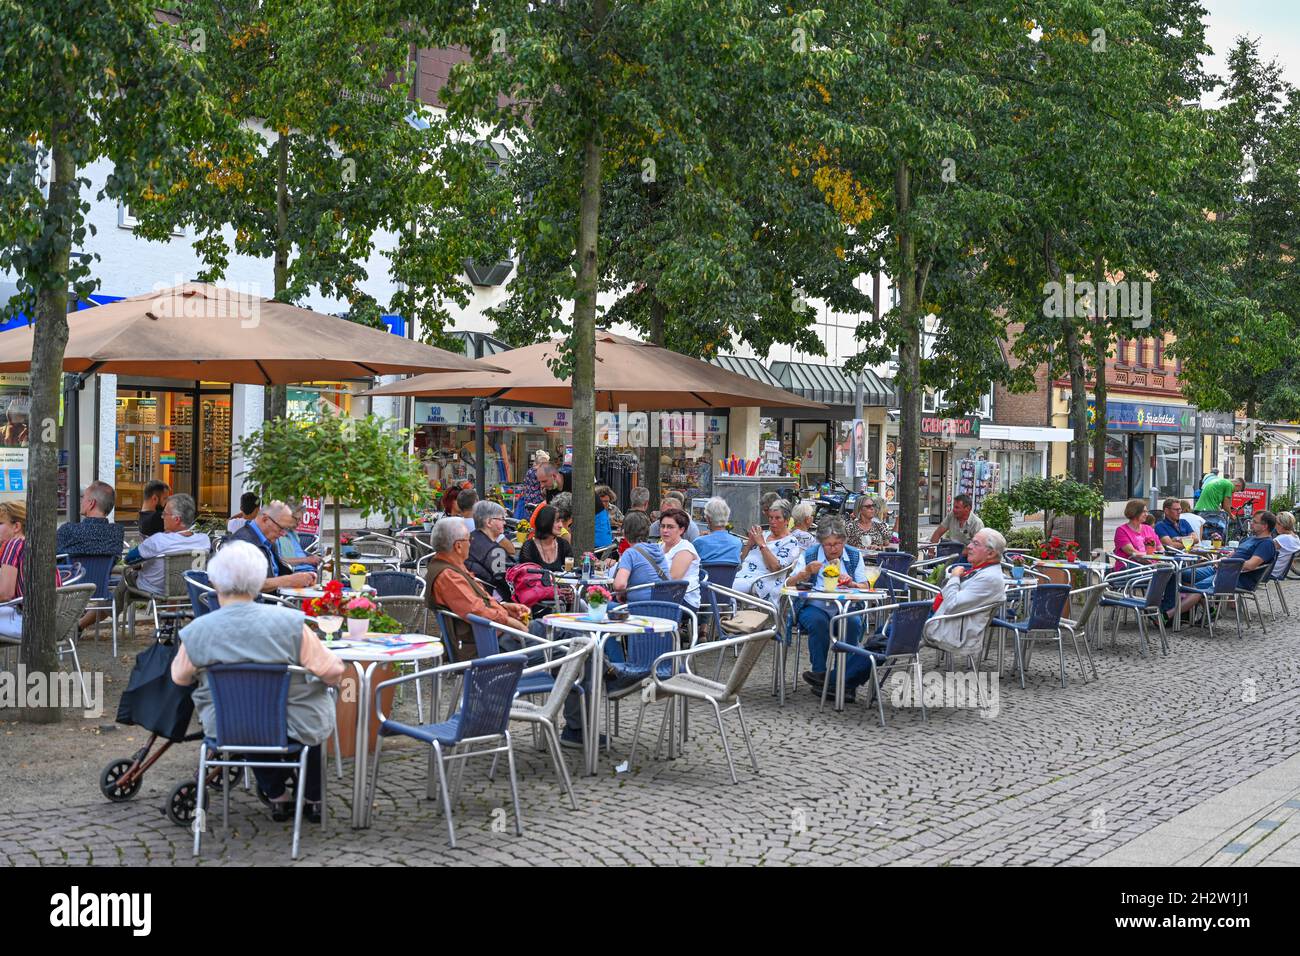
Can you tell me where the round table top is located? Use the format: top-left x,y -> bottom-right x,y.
543,612 -> 677,634
327,636 -> 444,663
779,586 -> 889,601
553,572 -> 616,585
1032,560 -> 1108,570
348,555 -> 401,565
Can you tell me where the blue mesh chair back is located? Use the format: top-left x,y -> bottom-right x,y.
206,663 -> 291,750
1026,584 -> 1072,630
935,541 -> 965,559
618,601 -> 682,679
466,614 -> 502,657
184,570 -> 214,618
434,610 -> 460,664
74,554 -> 118,601
1140,566 -> 1175,609
648,580 -> 689,604
456,655 -> 526,740
199,591 -> 220,614
702,563 -> 739,635
701,562 -> 738,590
367,571 -> 424,597
1237,556 -> 1273,593
876,552 -> 915,596
297,532 -> 319,552
883,601 -> 933,656
1213,558 -> 1244,594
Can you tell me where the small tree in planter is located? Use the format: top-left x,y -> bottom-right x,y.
1005,476 -> 1105,547
238,414 -> 432,579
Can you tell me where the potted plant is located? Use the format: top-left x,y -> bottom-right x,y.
348,562 -> 368,592
584,585 -> 612,622
344,595 -> 377,638
1008,553 -> 1027,583
238,413 -> 433,580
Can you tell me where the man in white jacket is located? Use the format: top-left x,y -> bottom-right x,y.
923,529 -> 1007,658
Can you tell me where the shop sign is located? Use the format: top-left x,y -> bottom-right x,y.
989,439 -> 1037,451
1197,410 -> 1235,436
1090,399 -> 1194,433
1105,457 -> 1124,472
298,496 -> 322,534
1231,484 -> 1269,513
0,447 -> 26,500
920,415 -> 980,438
414,401 -> 571,430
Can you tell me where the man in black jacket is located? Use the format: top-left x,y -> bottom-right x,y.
465,499 -> 514,599
231,500 -> 316,592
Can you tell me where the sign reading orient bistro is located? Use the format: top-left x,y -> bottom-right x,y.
919,416 -> 981,439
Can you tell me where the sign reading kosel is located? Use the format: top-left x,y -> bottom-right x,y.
919,416 -> 981,438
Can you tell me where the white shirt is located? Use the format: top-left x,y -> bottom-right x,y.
1181,512 -> 1205,537
137,531 -> 211,594
1275,532 -> 1299,557
664,539 -> 701,608
227,517 -> 248,534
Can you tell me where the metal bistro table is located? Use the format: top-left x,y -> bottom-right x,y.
329,637 -> 444,828
776,585 -> 890,707
542,612 -> 678,777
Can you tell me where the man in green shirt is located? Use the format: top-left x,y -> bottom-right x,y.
1196,475 -> 1243,513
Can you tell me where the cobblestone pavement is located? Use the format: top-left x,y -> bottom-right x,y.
2,597 -> 1299,866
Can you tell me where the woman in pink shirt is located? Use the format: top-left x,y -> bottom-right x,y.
1114,498 -> 1161,570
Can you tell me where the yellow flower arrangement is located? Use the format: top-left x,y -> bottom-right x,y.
348,563 -> 367,576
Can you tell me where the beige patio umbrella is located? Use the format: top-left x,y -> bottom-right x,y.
0,282 -> 505,381
362,331 -> 825,410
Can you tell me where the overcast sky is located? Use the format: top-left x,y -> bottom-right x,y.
1201,0 -> 1300,104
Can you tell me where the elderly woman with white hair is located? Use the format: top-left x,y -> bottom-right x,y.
694,497 -> 741,565
170,541 -> 343,823
790,500 -> 818,550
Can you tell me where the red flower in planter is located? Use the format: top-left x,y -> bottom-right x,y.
1050,536 -> 1061,547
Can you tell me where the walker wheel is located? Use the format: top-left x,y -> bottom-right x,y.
166,781 -> 197,827
100,758 -> 142,802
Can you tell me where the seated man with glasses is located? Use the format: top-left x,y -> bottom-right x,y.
115,493 -> 211,609
231,499 -> 317,592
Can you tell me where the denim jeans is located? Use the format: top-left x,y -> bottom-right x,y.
799,602 -> 866,675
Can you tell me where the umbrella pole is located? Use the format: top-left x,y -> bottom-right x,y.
471,397 -> 489,501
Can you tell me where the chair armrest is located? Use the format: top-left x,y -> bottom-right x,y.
926,601 -> 1005,626
650,629 -> 775,679
520,637 -> 592,677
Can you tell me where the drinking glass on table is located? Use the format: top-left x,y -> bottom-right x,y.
563,557 -> 574,573
315,615 -> 343,641
864,566 -> 882,591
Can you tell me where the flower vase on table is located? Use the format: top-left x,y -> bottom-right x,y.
820,563 -> 841,592
584,585 -> 612,622
346,617 -> 370,639
348,563 -> 367,592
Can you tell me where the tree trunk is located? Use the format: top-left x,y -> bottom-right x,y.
1089,254 -> 1107,554
894,160 -> 921,558
333,497 -> 342,581
570,22 -> 605,556
20,137 -> 75,723
266,131 -> 291,422
1243,399 -> 1255,482
1045,233 -> 1092,559
642,296 -> 666,504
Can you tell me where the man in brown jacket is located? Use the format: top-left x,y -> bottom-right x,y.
425,517 -> 534,659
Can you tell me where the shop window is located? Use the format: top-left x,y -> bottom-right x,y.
0,374 -> 50,507
286,382 -> 365,420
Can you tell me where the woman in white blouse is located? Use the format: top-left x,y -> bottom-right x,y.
734,499 -> 805,605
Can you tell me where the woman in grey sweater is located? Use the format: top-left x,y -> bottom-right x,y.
172,541 -> 343,822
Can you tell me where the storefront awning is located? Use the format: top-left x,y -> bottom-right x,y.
768,360 -> 892,407
981,425 -> 1074,443
710,354 -> 785,390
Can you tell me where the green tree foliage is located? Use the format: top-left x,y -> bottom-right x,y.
128,1 -> 512,410
238,414 -> 431,578
0,1 -> 219,715
1172,36 -> 1300,479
